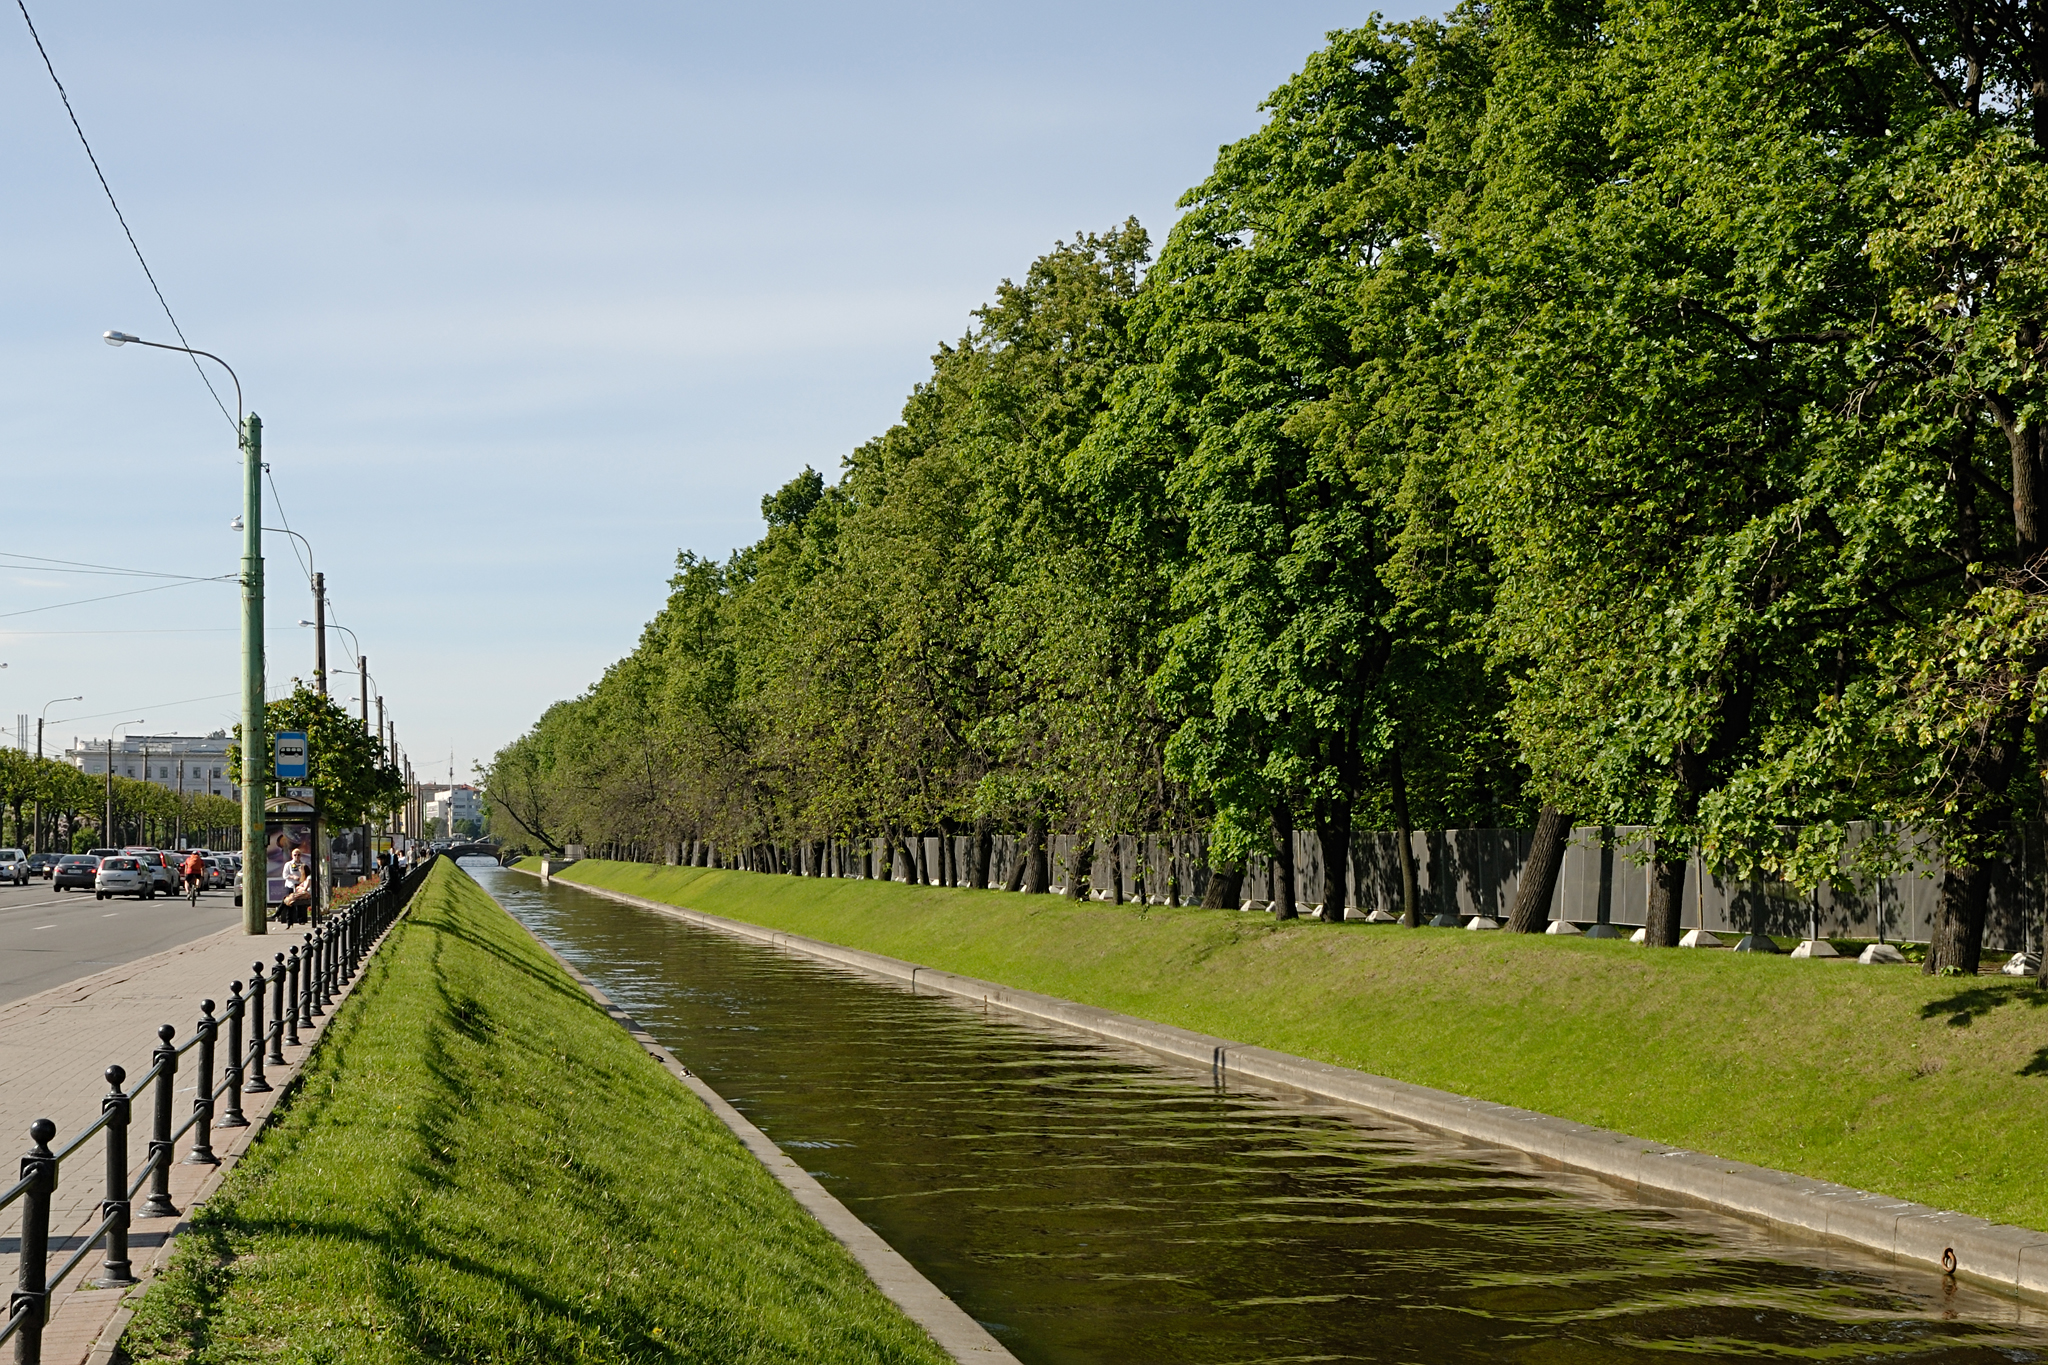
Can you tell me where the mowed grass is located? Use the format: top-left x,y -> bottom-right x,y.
539,858 -> 2048,1233
121,860 -> 953,1365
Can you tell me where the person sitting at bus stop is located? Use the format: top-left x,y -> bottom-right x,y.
281,846 -> 313,925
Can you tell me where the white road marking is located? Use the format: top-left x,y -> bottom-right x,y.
33,924 -> 54,930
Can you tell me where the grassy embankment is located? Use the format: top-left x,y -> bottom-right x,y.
534,857 -> 2048,1234
121,860 -> 954,1365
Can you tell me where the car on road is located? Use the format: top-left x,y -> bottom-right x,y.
53,854 -> 100,891
95,856 -> 151,899
126,851 -> 177,895
26,852 -> 60,878
87,847 -> 119,860
202,857 -> 230,889
0,849 -> 28,886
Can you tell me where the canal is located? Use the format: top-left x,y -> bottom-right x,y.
475,866 -> 2048,1363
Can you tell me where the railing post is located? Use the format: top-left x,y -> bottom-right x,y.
96,1067 -> 136,1288
10,1117 -> 57,1365
297,939 -> 313,1031
309,923 -> 327,1017
138,1025 -> 179,1219
284,948 -> 301,1048
244,963 -> 272,1094
186,1001 -> 219,1165
219,983 -> 248,1127
265,956 -> 286,1067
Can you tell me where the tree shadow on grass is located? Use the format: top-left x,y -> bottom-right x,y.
1918,984 -> 2048,1027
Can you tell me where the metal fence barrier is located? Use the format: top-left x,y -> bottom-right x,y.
0,860 -> 430,1363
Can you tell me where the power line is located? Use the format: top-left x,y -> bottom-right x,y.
0,575 -> 233,621
14,0 -> 235,435
0,550 -> 231,582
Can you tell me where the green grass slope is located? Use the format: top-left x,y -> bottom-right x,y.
550,859 -> 2048,1233
121,859 -> 953,1365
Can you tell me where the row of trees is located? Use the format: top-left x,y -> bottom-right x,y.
0,748 -> 241,853
0,684 -> 406,856
490,0 -> 2048,974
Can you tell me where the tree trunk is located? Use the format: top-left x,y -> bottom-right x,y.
1065,835 -> 1092,901
937,818 -> 956,886
1927,862 -> 1991,975
913,833 -> 929,886
972,818 -> 992,890
1003,840 -> 1028,892
1391,751 -> 1420,926
1316,807 -> 1351,923
1202,858 -> 1244,909
1508,806 -> 1572,933
1023,813 -> 1050,894
1271,803 -> 1298,920
1644,841 -> 1687,947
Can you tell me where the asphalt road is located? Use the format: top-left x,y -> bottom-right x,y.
0,877 -> 247,1009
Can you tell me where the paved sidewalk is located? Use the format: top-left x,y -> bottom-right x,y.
0,921 -> 350,1364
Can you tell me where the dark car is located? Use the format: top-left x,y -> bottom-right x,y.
54,854 -> 100,891
26,853 -> 60,878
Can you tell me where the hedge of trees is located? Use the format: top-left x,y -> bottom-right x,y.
0,749 -> 242,853
488,0 -> 2048,974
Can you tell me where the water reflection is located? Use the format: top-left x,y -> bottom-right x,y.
478,868 -> 2048,1364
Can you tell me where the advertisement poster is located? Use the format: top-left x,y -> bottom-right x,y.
266,819 -> 316,907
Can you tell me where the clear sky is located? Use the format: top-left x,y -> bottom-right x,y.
0,1 -> 1398,787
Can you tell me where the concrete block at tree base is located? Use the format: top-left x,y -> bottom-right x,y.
1240,899 -> 1271,913
1678,929 -> 1724,948
1582,923 -> 1625,939
1362,909 -> 1399,923
1629,927 -> 1648,943
1790,938 -> 1840,959
1731,934 -> 1780,953
1543,920 -> 1581,935
1859,942 -> 1907,965
1464,915 -> 1501,931
2001,951 -> 2039,975
1427,912 -> 1462,928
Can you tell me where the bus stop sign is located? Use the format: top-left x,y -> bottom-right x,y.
275,730 -> 309,780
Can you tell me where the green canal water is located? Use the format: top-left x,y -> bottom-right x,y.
476,866 -> 2048,1364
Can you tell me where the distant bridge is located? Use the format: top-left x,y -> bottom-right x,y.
437,842 -> 508,864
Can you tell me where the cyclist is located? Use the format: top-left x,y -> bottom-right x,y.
180,850 -> 207,905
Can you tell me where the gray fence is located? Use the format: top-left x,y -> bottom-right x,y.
816,822 -> 2038,951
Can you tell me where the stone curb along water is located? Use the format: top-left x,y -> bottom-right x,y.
493,876 -> 1019,1365
521,869 -> 2048,1306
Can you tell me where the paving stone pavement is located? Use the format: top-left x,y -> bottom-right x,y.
0,920 -> 372,1364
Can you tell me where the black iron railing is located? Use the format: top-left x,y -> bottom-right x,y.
0,861 -> 429,1363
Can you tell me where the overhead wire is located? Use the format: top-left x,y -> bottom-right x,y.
0,576 -> 233,621
0,550 -> 231,582
13,0 -> 235,437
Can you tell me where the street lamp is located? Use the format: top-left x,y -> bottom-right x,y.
106,719 -> 145,848
35,695 -> 83,855
107,329 -> 266,935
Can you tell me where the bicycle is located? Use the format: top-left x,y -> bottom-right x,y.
184,874 -> 203,906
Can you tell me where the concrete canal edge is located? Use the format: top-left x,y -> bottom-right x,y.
500,901 -> 1021,1365
521,870 -> 2048,1307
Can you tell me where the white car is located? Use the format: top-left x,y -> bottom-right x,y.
95,856 -> 152,900
0,849 -> 26,886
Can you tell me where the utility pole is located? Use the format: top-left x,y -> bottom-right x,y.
312,571 -> 327,696
242,414 -> 267,935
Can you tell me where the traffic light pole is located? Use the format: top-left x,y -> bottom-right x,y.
242,414 -> 267,936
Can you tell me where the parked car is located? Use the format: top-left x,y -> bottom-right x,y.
26,853 -> 60,879
95,856 -> 151,900
54,854 -> 100,891
0,849 -> 27,886
203,857 -> 230,889
87,848 -> 119,860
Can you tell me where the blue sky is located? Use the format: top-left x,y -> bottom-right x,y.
0,1 -> 1396,786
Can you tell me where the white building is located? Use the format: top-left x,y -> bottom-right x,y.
421,783 -> 481,832
68,733 -> 241,800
